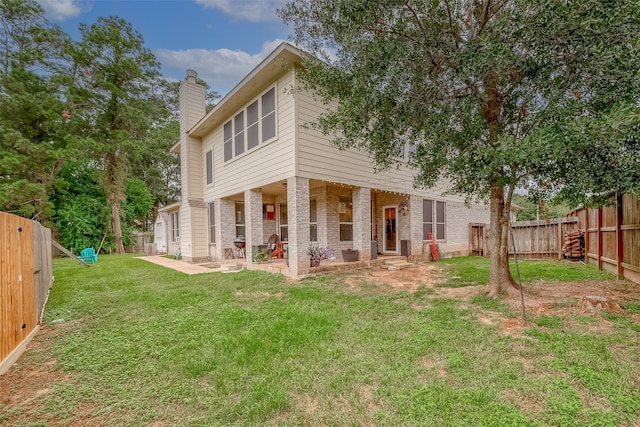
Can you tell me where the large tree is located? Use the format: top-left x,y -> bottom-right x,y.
0,0 -> 72,221
68,16 -> 167,253
280,0 -> 640,297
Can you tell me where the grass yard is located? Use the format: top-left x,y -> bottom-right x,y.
1,255 -> 639,426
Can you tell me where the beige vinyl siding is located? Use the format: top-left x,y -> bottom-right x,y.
191,204 -> 209,257
178,204 -> 192,254
296,89 -> 468,203
187,137 -> 204,200
203,72 -> 296,200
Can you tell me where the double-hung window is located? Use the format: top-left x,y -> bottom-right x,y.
261,87 -> 276,141
235,201 -> 245,239
223,86 -> 277,162
247,101 -> 259,150
310,198 -> 317,241
423,200 -> 446,240
205,149 -> 213,185
279,203 -> 288,241
223,122 -> 233,162
339,196 -> 353,241
171,212 -> 180,243
208,202 -> 216,244
234,111 -> 245,156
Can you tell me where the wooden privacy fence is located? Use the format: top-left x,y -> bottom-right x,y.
469,217 -> 579,260
568,193 -> 640,285
1,212 -> 53,374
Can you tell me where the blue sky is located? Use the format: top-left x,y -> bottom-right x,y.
36,0 -> 291,96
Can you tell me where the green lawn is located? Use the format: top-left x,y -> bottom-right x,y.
1,255 -> 639,426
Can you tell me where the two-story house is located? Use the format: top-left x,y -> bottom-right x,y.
169,42 -> 489,278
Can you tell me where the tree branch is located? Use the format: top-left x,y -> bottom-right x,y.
444,0 -> 460,50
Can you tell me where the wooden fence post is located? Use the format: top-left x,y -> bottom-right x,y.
617,194 -> 624,279
597,207 -> 603,270
557,221 -> 563,260
584,207 -> 589,265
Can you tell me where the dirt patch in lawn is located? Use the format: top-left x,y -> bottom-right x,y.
0,326 -> 75,424
343,262 -> 640,334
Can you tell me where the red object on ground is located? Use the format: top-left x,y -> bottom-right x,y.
428,232 -> 439,261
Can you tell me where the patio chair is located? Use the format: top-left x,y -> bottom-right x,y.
79,247 -> 98,263
267,233 -> 284,259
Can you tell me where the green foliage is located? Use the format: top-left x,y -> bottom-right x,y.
68,16 -> 169,251
279,0 -> 640,203
279,0 -> 640,293
512,193 -> 571,221
123,178 -> 154,229
0,0 -> 72,222
127,120 -> 181,209
0,3 -> 177,250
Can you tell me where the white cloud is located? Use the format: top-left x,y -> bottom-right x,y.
195,0 -> 287,22
36,0 -> 86,21
156,39 -> 287,96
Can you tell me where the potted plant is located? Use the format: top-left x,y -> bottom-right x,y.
341,248 -> 359,262
308,244 -> 335,267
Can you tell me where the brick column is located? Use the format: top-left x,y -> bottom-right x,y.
326,186 -> 340,250
409,194 -> 424,256
244,189 -> 264,266
315,186 -> 328,248
219,199 -> 236,260
352,187 -> 371,260
287,177 -> 310,278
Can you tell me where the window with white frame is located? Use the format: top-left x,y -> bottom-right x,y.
436,201 -> 445,239
223,122 -> 233,162
247,100 -> 259,150
234,111 -> 245,157
339,196 -> 353,241
310,198 -> 317,241
205,149 -> 213,185
223,86 -> 277,162
235,201 -> 245,239
279,203 -> 288,241
423,199 -> 446,240
261,87 -> 276,141
208,202 -> 216,244
171,212 -> 179,243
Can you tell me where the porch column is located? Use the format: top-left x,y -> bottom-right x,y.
219,199 -> 236,260
316,187 -> 329,248
244,189 -> 264,266
352,187 -> 371,260
409,194 -> 424,256
287,177 -> 310,277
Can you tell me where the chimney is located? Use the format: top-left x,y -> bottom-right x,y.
186,69 -> 197,83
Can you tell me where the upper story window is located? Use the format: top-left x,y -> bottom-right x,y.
205,149 -> 213,185
223,86 -> 277,162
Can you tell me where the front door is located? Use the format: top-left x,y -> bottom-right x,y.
383,206 -> 398,253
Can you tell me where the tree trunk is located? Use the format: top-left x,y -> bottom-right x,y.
111,202 -> 125,254
487,181 -> 519,298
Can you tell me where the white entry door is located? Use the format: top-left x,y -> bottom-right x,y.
383,206 -> 399,253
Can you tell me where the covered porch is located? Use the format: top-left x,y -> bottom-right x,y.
208,177 -> 425,279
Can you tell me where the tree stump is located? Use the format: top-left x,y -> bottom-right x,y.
577,296 -> 624,313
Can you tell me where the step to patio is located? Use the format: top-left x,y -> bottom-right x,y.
220,263 -> 245,272
384,258 -> 416,271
